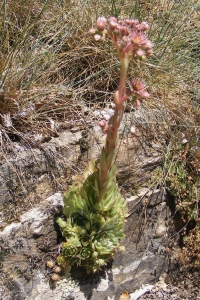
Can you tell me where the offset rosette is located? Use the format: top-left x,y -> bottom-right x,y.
62,237 -> 81,260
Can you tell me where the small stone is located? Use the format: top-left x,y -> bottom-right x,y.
155,224 -> 167,238
119,290 -> 130,299
70,127 -> 80,133
46,261 -> 55,268
53,266 -> 62,273
163,273 -> 170,284
130,126 -> 136,134
51,273 -> 59,281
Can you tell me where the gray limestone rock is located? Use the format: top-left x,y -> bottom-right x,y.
0,188 -> 174,300
0,113 -> 177,300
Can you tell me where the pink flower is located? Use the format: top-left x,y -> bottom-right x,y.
131,78 -> 146,92
131,32 -> 145,47
130,78 -> 150,100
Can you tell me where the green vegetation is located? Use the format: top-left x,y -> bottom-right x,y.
151,136 -> 200,267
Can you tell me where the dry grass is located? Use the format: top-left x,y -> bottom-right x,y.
0,0 -> 199,138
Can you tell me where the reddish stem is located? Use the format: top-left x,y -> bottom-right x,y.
98,56 -> 129,189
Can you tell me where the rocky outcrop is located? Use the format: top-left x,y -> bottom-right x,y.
0,108 -> 175,299
0,130 -> 83,229
0,188 -> 173,300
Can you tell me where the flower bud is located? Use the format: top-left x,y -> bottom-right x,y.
109,16 -> 118,23
92,251 -> 98,258
97,16 -> 107,31
99,120 -> 107,127
94,34 -> 102,41
114,90 -> 120,105
134,99 -> 141,108
120,26 -> 130,36
125,88 -> 132,97
99,120 -> 111,134
143,40 -> 153,50
147,49 -> 153,56
124,19 -> 132,25
102,128 -> 108,134
88,28 -> 96,35
109,20 -> 118,29
136,49 -> 145,57
140,91 -> 150,99
141,21 -> 149,30
136,21 -> 149,31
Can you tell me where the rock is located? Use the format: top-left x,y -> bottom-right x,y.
0,188 -> 173,300
0,193 -> 63,299
93,108 -> 114,121
0,129 -> 82,228
0,109 -> 181,299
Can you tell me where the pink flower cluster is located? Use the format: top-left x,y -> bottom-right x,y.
89,17 -> 153,133
88,16 -> 153,60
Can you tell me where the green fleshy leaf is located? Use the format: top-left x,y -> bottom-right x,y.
106,148 -> 115,167
107,164 -> 117,180
84,159 -> 98,179
94,178 -> 99,198
56,217 -> 67,230
99,182 -> 116,200
94,202 -> 103,211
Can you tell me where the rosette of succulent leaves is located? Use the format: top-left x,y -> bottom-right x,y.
56,16 -> 153,273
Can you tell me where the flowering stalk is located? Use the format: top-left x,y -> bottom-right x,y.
98,59 -> 128,191
91,16 -> 153,198
56,16 -> 153,273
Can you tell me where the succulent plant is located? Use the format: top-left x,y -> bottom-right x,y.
56,164 -> 127,273
56,16 -> 153,273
